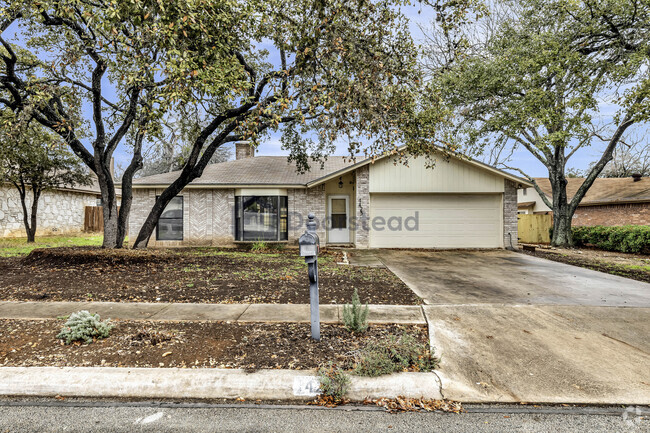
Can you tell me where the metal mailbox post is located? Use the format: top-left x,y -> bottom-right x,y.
299,213 -> 320,341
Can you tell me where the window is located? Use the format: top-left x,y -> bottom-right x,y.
522,189 -> 527,196
156,196 -> 183,240
235,196 -> 288,241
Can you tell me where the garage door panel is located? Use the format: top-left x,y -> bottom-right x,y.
369,194 -> 502,248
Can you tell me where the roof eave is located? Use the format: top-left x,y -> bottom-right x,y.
132,183 -> 308,189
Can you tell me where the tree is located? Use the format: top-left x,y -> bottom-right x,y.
0,116 -> 91,242
128,0 -> 428,248
0,1 -> 163,247
423,0 -> 650,246
596,133 -> 650,178
1,0 -> 481,249
140,112 -> 232,177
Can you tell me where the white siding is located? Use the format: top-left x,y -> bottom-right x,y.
369,154 -> 504,193
517,187 -> 552,213
369,193 -> 503,248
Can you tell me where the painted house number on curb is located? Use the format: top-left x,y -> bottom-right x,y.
293,376 -> 320,396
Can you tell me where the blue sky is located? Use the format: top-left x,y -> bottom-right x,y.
7,4 -> 631,179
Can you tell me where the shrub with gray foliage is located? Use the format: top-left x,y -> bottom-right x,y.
57,310 -> 114,344
343,288 -> 369,333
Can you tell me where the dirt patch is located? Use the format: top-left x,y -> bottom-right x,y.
0,319 -> 427,370
521,246 -> 650,283
0,247 -> 419,305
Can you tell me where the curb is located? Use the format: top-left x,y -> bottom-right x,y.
0,367 -> 444,402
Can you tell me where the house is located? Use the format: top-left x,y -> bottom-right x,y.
517,176 -> 650,226
0,180 -> 104,237
129,142 -> 531,249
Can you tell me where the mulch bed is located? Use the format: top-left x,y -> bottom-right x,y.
0,319 -> 427,370
0,247 -> 420,305
520,248 -> 650,283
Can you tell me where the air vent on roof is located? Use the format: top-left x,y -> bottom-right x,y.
632,173 -> 642,182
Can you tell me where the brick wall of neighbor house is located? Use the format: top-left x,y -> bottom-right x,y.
0,185 -> 98,237
503,179 -> 518,248
288,186 -> 326,243
128,187 -> 235,247
572,202 -> 650,226
355,165 -> 370,248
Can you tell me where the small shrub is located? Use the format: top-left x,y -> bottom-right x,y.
343,289 -> 369,333
250,240 -> 268,252
318,362 -> 350,401
354,333 -> 439,377
57,310 -> 113,345
572,225 -> 650,254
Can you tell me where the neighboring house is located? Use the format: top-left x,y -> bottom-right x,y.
0,181 -> 102,237
517,176 -> 650,226
130,142 -> 531,249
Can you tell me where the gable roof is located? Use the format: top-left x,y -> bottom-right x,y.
534,177 -> 650,206
133,148 -> 533,188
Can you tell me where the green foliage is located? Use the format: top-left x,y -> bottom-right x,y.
0,113 -> 92,241
250,240 -> 268,252
343,288 -> 369,333
572,225 -> 650,254
354,333 -> 439,377
57,311 -> 114,345
424,0 -> 650,245
317,362 -> 350,401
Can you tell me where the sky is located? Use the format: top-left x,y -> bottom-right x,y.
6,3 -> 633,179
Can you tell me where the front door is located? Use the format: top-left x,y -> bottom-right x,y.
328,195 -> 349,244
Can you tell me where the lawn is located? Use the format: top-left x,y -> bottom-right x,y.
0,234 -> 103,257
0,246 -> 421,305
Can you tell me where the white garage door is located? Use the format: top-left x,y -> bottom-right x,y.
369,194 -> 502,248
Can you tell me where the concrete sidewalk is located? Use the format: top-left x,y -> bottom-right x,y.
0,301 -> 426,325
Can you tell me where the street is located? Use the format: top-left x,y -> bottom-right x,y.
0,400 -> 647,432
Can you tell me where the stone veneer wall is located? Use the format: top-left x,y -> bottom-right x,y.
288,186 -> 326,243
354,166 -> 370,248
128,188 -> 235,247
503,179 -> 518,248
0,185 -> 98,237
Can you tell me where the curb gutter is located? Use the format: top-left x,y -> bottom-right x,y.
0,367 -> 443,402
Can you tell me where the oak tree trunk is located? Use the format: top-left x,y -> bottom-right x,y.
548,171 -> 575,247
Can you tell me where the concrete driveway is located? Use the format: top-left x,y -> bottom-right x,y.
376,249 -> 650,307
374,249 -> 650,404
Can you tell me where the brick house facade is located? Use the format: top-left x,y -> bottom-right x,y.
518,177 -> 650,227
572,202 -> 650,226
130,142 -> 527,248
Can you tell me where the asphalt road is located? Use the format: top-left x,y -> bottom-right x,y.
0,401 -> 647,433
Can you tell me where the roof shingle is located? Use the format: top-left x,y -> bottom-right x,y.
133,156 -> 356,186
534,177 -> 650,205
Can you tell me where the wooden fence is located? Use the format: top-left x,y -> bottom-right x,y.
84,206 -> 104,232
517,214 -> 553,244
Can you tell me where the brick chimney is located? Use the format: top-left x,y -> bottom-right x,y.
632,173 -> 642,182
235,141 -> 254,160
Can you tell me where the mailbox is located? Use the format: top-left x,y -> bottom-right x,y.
299,213 -> 320,258
299,212 -> 321,341
299,232 -> 319,257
